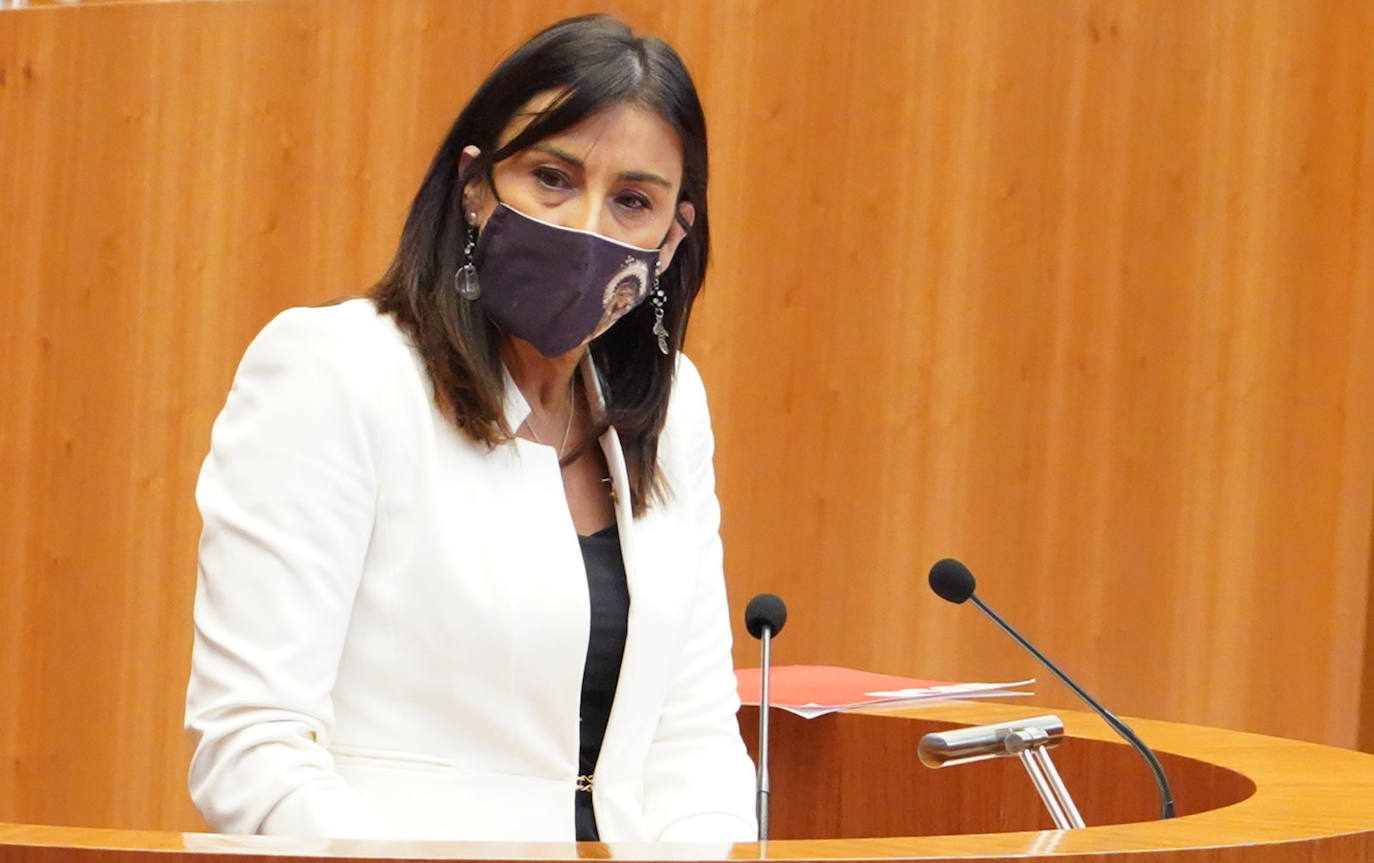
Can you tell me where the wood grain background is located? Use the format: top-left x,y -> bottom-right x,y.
1,0 -> 1370,833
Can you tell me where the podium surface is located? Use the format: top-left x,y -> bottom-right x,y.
2,701 -> 1372,862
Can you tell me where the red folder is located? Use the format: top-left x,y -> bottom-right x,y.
735,664 -> 1032,718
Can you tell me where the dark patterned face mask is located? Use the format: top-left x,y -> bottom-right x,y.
473,203 -> 660,358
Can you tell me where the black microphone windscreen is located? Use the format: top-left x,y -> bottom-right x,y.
744,593 -> 788,639
928,558 -> 977,603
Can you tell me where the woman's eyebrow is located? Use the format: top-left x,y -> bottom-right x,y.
619,170 -> 673,188
530,143 -> 582,166
529,143 -> 673,188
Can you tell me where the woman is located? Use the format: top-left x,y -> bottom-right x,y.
185,15 -> 756,844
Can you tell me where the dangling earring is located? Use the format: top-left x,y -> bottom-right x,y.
650,261 -> 670,355
455,212 -> 481,300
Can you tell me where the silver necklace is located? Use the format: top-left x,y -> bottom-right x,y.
525,380 -> 576,460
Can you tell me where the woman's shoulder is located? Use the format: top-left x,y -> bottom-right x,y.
242,298 -> 413,375
668,353 -> 709,413
250,297 -> 404,353
229,298 -> 424,419
659,352 -> 713,445
673,353 -> 705,393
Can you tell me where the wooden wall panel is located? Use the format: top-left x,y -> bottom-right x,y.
698,0 -> 1374,752
0,0 -> 1370,833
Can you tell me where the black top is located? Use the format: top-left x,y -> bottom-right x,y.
574,523 -> 630,841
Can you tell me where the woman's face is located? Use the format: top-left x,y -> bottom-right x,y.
462,94 -> 694,273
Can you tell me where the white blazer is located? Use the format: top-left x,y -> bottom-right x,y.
185,299 -> 757,842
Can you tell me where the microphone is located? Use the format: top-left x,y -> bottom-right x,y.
927,558 -> 1176,820
743,593 -> 787,842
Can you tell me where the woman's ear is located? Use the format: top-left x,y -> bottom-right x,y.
457,145 -> 490,224
657,201 -> 696,273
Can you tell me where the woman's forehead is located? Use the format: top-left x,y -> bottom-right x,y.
498,94 -> 684,186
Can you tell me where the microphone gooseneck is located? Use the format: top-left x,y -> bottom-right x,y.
744,592 -> 787,842
927,559 -> 1177,820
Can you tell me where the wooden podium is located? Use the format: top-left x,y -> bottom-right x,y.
2,701 -> 1371,862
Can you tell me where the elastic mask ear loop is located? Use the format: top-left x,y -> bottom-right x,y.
486,163 -> 505,208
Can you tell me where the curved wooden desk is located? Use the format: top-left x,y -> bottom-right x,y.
2,702 -> 1372,861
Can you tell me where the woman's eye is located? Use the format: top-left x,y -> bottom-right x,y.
617,191 -> 652,212
532,166 -> 571,190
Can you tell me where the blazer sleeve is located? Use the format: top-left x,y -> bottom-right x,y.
641,358 -> 758,842
185,308 -> 390,838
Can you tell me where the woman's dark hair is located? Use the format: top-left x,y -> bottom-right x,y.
370,14 -> 709,517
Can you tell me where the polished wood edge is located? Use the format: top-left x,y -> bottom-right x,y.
3,702 -> 1372,860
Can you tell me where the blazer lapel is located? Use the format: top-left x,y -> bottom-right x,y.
581,357 -> 693,782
